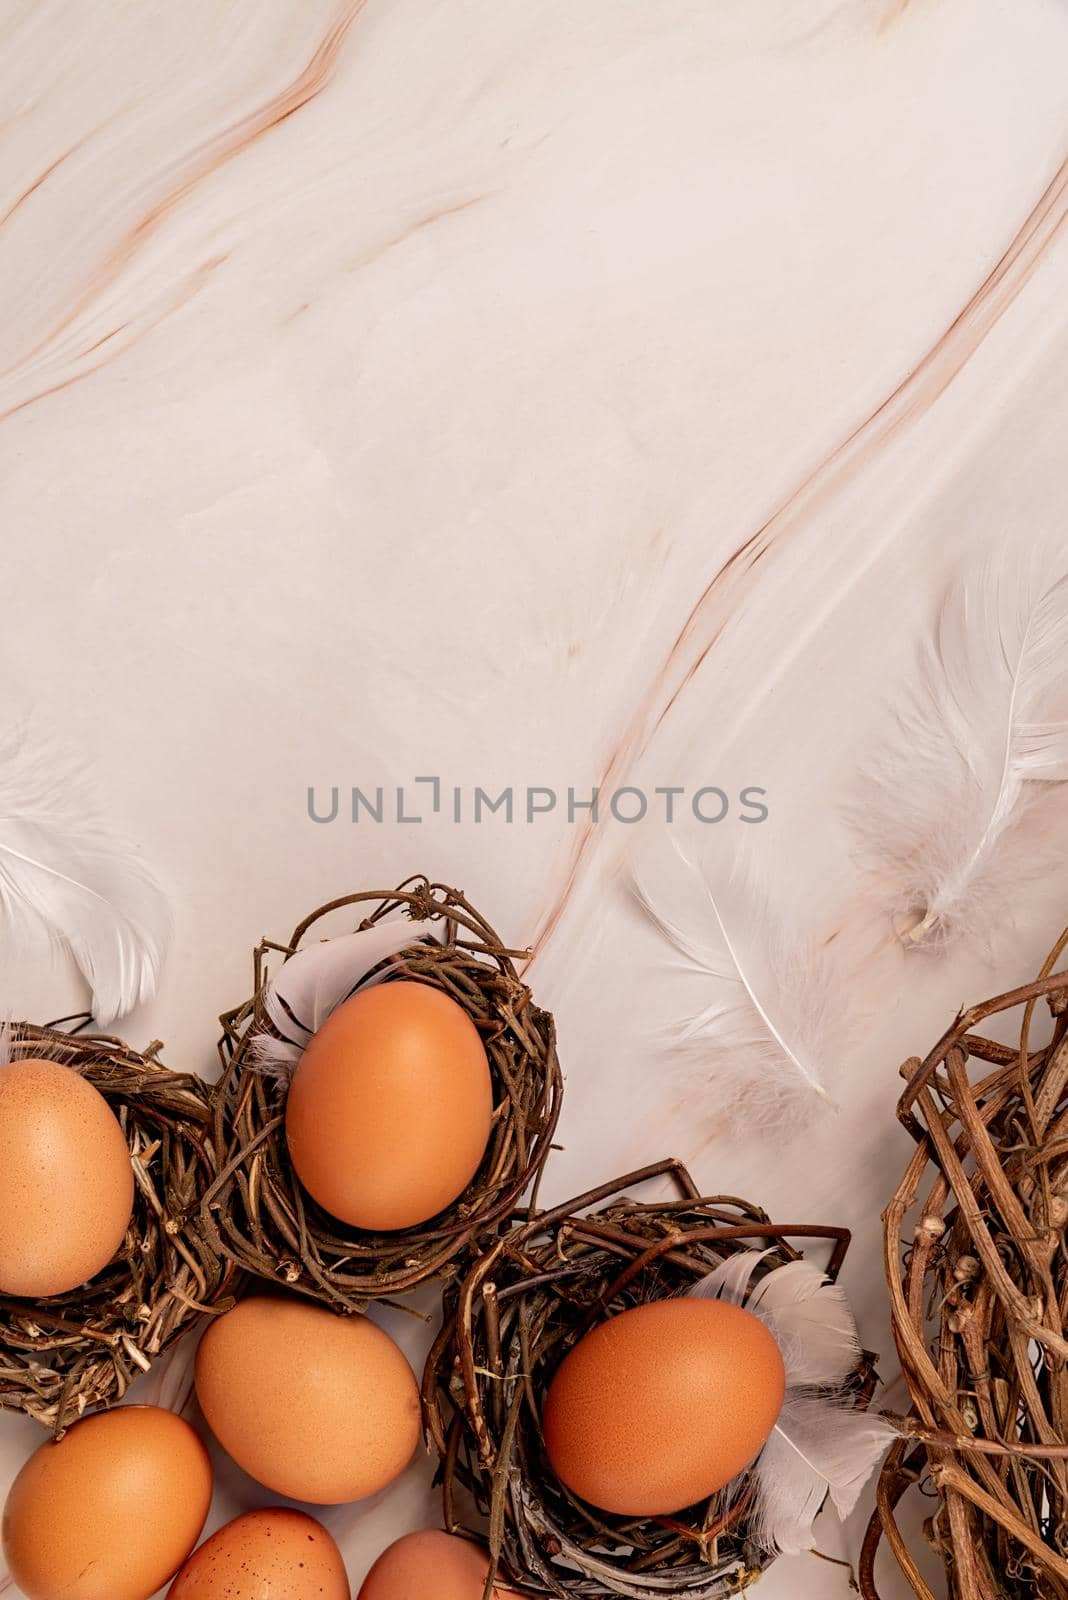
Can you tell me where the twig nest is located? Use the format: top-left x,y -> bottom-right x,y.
860,925 -> 1068,1600
422,1160 -> 875,1598
0,1021 -> 237,1434
204,878 -> 563,1308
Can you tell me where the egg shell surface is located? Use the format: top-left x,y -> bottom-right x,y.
1,1404 -> 213,1600
167,1507 -> 350,1599
0,1056 -> 134,1298
285,980 -> 494,1231
194,1296 -> 420,1503
542,1298 -> 787,1515
358,1529 -> 517,1600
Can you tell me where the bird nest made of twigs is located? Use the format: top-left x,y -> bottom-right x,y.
204,877 -> 563,1310
0,1020 -> 237,1435
860,928 -> 1068,1600
422,1159 -> 875,1599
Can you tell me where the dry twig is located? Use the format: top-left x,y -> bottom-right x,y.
860,928 -> 1068,1600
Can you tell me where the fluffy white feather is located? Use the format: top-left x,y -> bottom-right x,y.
691,1246 -> 773,1308
149,1334 -> 201,1420
690,1250 -> 894,1554
853,545 -> 1068,949
630,839 -> 836,1128
0,728 -> 171,1025
692,1250 -> 859,1387
746,1260 -> 860,1387
252,917 -> 440,1081
751,1392 -> 896,1556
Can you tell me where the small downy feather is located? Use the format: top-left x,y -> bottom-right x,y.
630,838 -> 838,1129
690,1250 -> 895,1554
150,1334 -> 201,1420
852,544 -> 1068,950
693,1250 -> 860,1386
745,1260 -> 861,1387
0,727 -> 171,1025
252,917 -> 440,1082
749,1393 -> 896,1557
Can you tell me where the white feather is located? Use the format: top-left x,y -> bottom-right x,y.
630,839 -> 836,1128
689,1247 -> 773,1308
692,1250 -> 860,1387
252,917 -> 440,1081
853,545 -> 1068,949
0,728 -> 171,1025
746,1261 -> 860,1387
752,1393 -> 896,1556
150,1335 -> 201,1420
689,1251 -> 893,1553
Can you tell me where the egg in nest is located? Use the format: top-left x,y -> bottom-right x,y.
0,1056 -> 134,1299
542,1297 -> 786,1516
284,980 -> 494,1232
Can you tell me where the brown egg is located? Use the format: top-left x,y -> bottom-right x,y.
542,1299 -> 786,1515
358,1530 -> 517,1600
195,1296 -> 420,1503
285,980 -> 493,1231
168,1508 -> 350,1599
1,1405 -> 212,1600
0,1057 -> 134,1298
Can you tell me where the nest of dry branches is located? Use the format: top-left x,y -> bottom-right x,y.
861,928 -> 1068,1600
423,1159 -> 874,1598
0,1020 -> 237,1435
204,877 -> 563,1310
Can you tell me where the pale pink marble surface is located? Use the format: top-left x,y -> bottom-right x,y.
2,2 -> 1068,1595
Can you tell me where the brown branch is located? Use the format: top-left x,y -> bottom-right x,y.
862,925 -> 1068,1600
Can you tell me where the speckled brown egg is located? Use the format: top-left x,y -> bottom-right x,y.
358,1530 -> 517,1600
0,1057 -> 134,1298
194,1296 -> 420,1504
542,1298 -> 786,1516
168,1508 -> 350,1599
285,980 -> 493,1231
1,1405 -> 213,1600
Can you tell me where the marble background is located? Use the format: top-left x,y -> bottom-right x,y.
2,1 -> 1068,1595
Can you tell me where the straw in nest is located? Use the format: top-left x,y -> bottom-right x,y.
860,927 -> 1068,1600
204,877 -> 563,1310
423,1159 -> 877,1598
0,1019 -> 237,1435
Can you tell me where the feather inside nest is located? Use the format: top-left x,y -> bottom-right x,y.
852,545 -> 1068,951
691,1250 -> 895,1555
251,917 -> 441,1082
630,839 -> 840,1129
0,728 -> 171,1024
